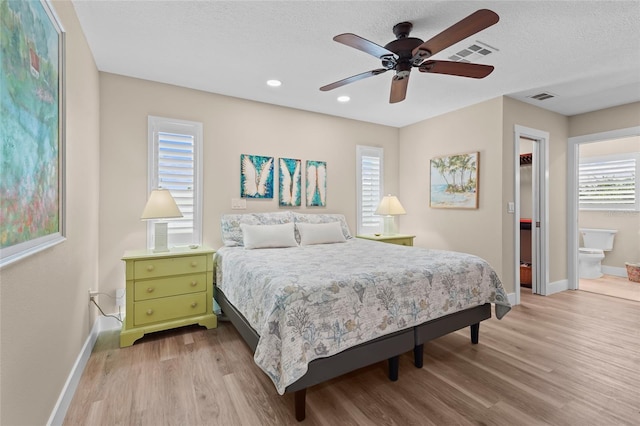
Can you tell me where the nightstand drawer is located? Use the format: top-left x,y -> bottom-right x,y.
134,293 -> 207,326
134,255 -> 206,279
134,273 -> 207,301
386,237 -> 413,246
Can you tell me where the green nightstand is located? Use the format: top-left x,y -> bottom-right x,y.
356,234 -> 415,246
120,246 -> 217,347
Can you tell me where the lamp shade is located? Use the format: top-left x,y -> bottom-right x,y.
375,195 -> 406,216
141,189 -> 183,220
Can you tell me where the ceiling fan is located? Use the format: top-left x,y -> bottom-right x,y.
320,9 -> 499,103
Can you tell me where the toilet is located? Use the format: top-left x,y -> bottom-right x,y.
579,228 -> 617,279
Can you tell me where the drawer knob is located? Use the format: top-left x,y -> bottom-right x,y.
191,302 -> 198,308
146,265 -> 155,272
191,261 -> 198,267
146,309 -> 154,316
146,287 -> 154,293
190,281 -> 197,287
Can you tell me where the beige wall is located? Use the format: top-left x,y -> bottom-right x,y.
98,73 -> 399,313
502,97 -> 569,289
576,130 -> 640,269
568,102 -> 640,138
0,1 -> 100,424
398,97 -> 505,281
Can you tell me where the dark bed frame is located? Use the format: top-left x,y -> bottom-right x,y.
215,287 -> 491,421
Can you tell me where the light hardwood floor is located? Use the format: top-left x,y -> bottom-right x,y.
579,274 -> 640,302
64,290 -> 640,425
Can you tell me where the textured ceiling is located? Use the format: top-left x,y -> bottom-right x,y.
71,0 -> 640,128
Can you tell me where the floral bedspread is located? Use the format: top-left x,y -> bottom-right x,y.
215,239 -> 511,394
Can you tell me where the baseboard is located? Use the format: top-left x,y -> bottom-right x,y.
547,279 -> 569,295
602,265 -> 627,278
47,315 -> 121,426
507,292 -> 517,306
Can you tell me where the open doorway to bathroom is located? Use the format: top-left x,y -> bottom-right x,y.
568,126 -> 640,302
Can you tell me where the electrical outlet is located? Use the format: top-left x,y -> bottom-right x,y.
88,289 -> 98,301
115,288 -> 126,307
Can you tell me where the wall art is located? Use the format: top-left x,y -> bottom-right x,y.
241,154 -> 274,198
279,158 -> 301,207
306,160 -> 326,207
1,0 -> 66,267
430,152 -> 479,209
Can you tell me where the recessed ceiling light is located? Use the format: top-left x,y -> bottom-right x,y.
337,95 -> 350,103
266,79 -> 282,87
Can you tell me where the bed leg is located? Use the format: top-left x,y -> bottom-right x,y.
388,355 -> 399,381
414,344 -> 424,368
470,322 -> 480,344
294,389 -> 306,421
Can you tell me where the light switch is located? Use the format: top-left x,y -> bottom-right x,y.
231,198 -> 246,209
507,202 -> 515,214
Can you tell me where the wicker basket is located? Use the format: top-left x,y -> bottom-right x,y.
520,264 -> 532,286
625,263 -> 640,283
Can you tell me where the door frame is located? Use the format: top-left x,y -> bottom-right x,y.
567,125 -> 640,290
514,125 -> 549,304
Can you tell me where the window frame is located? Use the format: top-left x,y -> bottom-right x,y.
578,152 -> 639,211
356,145 -> 384,235
147,116 -> 203,248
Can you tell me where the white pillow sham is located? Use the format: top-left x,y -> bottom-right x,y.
296,221 -> 346,246
240,222 -> 298,249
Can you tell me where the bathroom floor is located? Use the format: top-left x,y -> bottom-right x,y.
579,274 -> 640,302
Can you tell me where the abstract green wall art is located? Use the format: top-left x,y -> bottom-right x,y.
279,158 -> 301,207
1,0 -> 65,266
241,154 -> 274,199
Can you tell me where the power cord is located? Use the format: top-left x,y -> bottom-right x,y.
90,296 -> 123,323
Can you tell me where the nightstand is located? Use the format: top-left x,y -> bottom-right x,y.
120,246 -> 217,347
356,234 -> 415,246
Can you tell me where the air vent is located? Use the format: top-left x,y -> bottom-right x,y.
448,41 -> 498,63
528,92 -> 556,101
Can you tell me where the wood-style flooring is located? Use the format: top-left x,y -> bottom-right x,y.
579,273 -> 640,302
64,290 -> 640,425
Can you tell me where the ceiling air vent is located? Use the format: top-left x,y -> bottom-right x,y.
448,41 -> 498,63
528,92 -> 556,101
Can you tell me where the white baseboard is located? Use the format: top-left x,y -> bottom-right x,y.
507,292 -> 517,305
602,265 -> 627,278
547,279 -> 569,295
47,315 -> 121,426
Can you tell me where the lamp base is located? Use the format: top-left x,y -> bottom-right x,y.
382,216 -> 396,236
153,222 -> 169,252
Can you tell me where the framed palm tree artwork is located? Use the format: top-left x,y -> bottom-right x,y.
430,152 -> 479,209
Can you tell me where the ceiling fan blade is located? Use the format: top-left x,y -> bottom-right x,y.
418,60 -> 494,78
334,33 -> 396,59
412,9 -> 499,60
320,68 -> 388,91
389,74 -> 409,103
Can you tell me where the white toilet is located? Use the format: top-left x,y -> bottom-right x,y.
579,228 -> 618,279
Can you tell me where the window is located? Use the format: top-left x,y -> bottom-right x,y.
356,145 -> 384,234
579,152 -> 639,211
148,116 -> 203,248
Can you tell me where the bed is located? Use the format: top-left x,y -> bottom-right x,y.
214,212 -> 511,421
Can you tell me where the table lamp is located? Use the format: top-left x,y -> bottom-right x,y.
375,194 -> 406,236
141,189 -> 183,252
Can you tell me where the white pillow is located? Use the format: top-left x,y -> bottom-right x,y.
296,222 -> 346,246
241,222 -> 298,249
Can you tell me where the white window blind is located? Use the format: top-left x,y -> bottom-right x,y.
356,145 -> 384,234
148,116 -> 203,248
579,153 -> 639,211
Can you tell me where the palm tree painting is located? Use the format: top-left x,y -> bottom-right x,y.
430,152 -> 479,209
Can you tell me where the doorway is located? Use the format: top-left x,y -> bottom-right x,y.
514,125 -> 549,305
567,125 -> 640,293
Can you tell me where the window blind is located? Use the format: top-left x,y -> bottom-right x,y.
579,153 -> 639,210
148,116 -> 203,248
356,146 -> 384,234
